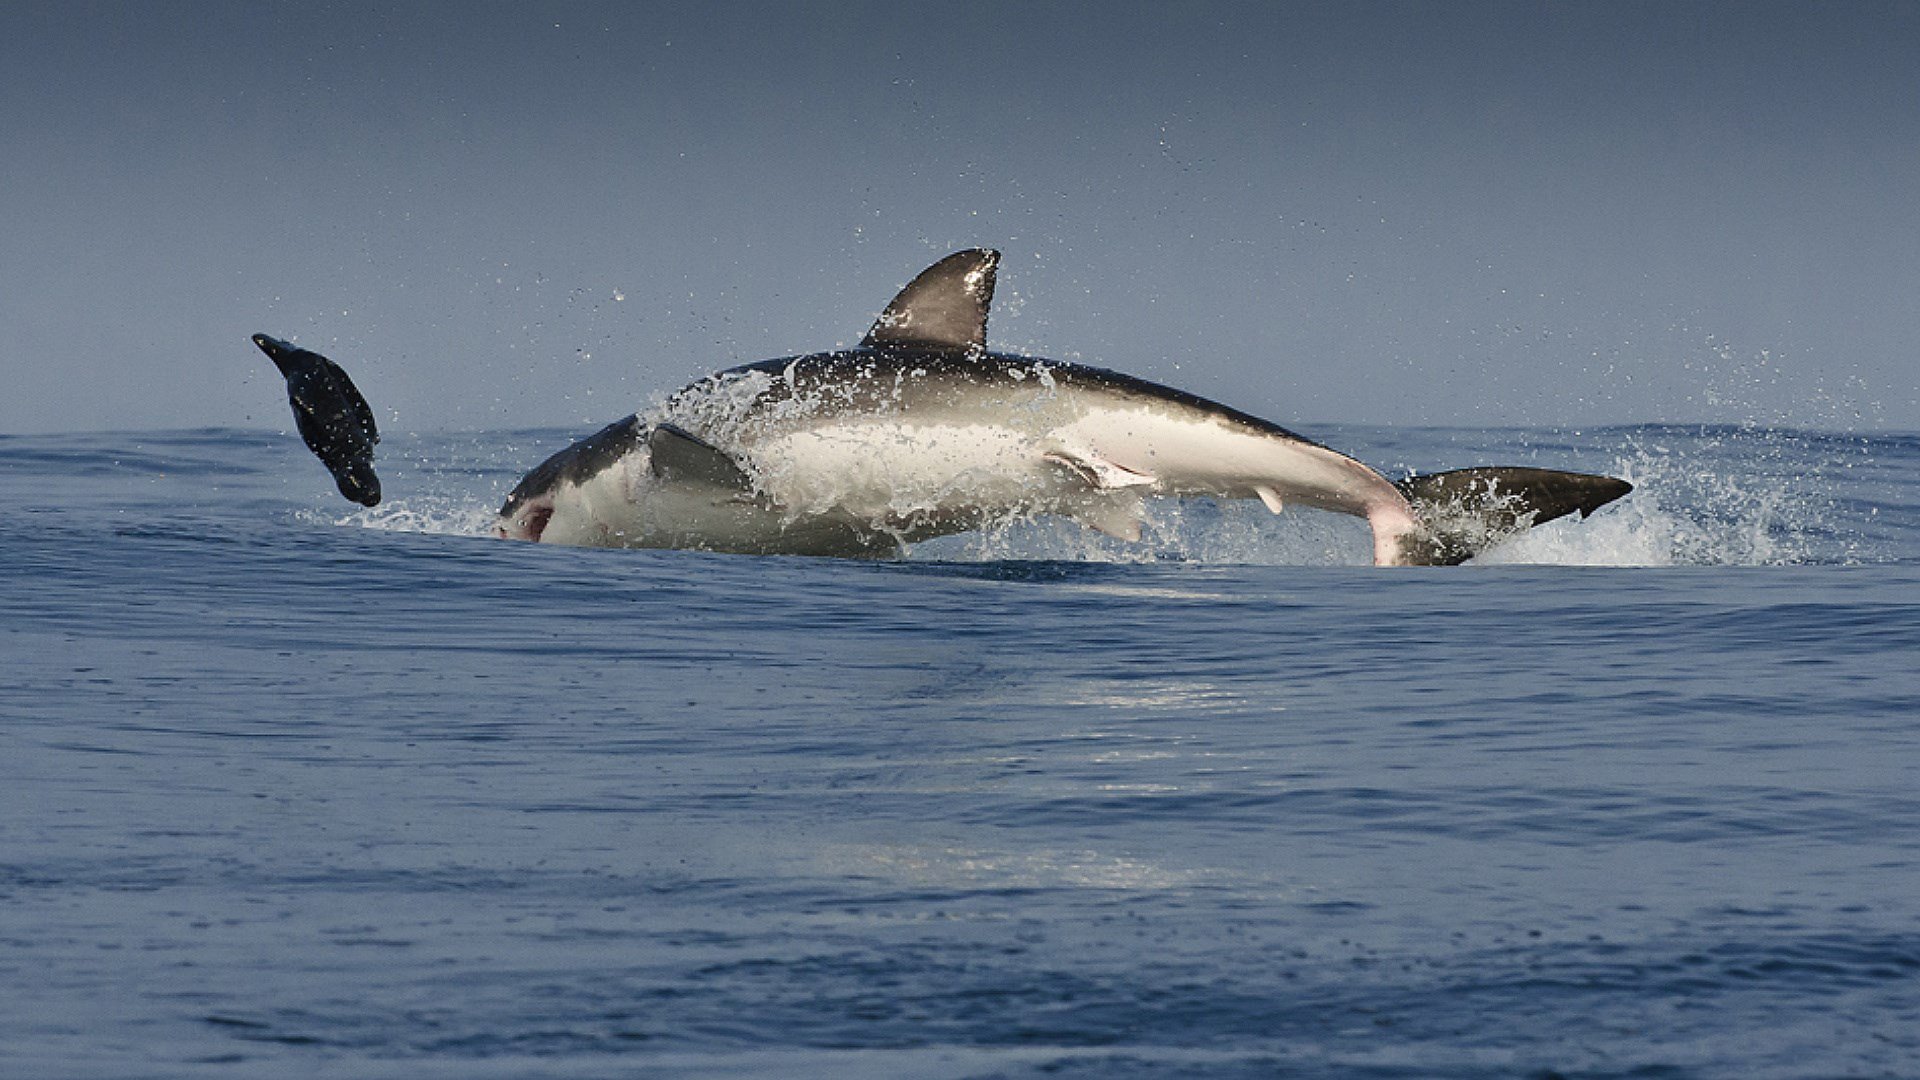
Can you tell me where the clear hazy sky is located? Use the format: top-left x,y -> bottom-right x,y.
4,2 -> 1916,434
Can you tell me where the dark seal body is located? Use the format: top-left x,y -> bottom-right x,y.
252,334 -> 382,506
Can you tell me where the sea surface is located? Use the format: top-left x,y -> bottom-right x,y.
3,422 -> 1917,1079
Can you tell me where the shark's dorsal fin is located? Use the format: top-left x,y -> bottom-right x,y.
647,423 -> 755,490
862,249 -> 999,352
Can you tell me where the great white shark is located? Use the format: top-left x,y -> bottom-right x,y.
495,249 -> 1631,564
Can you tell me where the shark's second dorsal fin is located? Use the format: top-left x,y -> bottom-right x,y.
862,249 -> 999,352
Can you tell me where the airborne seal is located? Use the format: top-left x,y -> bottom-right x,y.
253,333 -> 382,507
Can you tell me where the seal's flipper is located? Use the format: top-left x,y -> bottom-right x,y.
330,459 -> 382,506
647,424 -> 755,491
862,249 -> 999,353
1393,467 -> 1633,565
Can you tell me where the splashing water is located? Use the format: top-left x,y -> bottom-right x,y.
326,423 -> 1899,567
1502,425 -> 1853,567
315,497 -> 500,538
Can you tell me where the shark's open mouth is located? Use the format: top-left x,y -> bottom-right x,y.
497,499 -> 553,543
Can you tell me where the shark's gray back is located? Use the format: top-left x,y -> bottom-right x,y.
685,349 -> 1329,451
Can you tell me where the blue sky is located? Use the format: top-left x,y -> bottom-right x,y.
4,2 -> 1916,433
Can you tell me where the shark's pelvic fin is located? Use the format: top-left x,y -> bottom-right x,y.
862,248 -> 1000,353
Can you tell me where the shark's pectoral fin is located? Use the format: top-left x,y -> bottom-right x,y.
1044,449 -> 1155,491
647,423 -> 756,491
1045,448 -> 1151,542
1069,492 -> 1147,543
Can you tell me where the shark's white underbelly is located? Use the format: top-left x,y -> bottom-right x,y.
729,405 -> 1411,543
744,421 -> 1070,520
528,393 -> 1420,559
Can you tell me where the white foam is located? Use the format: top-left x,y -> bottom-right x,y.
314,497 -> 499,538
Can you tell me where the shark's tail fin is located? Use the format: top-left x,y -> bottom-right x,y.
1391,467 -> 1632,566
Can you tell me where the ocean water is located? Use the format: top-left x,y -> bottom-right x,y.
3,422 -> 1917,1079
